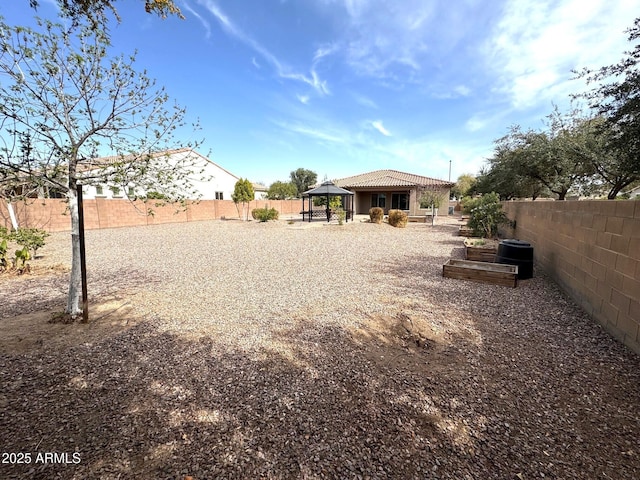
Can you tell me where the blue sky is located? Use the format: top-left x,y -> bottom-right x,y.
2,0 -> 638,185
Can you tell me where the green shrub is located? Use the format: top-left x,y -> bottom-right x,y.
12,227 -> 50,258
467,192 -> 509,238
14,246 -> 30,269
369,207 -> 384,224
461,196 -> 480,214
388,209 -> 408,228
0,239 -> 8,270
251,207 -> 279,222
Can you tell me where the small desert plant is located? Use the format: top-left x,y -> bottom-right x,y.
12,227 -> 50,258
388,209 -> 408,228
0,239 -> 9,270
369,207 -> 384,224
251,207 -> 279,222
335,207 -> 346,225
14,246 -> 30,270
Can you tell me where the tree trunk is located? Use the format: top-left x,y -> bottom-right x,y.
66,188 -> 82,317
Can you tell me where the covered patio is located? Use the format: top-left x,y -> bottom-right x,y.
300,181 -> 355,222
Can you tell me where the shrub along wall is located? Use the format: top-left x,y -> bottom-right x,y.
502,200 -> 640,354
0,198 -> 303,233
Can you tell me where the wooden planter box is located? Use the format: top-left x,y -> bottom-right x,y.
443,259 -> 518,287
464,238 -> 498,262
459,225 -> 474,236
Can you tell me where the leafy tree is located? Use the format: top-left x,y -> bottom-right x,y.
28,0 -> 182,22
485,108 -> 598,201
0,16 -> 201,319
290,168 -> 317,197
231,178 -> 254,221
478,129 -> 550,200
266,181 -> 297,200
575,18 -> 640,198
419,189 -> 446,209
450,174 -> 476,200
312,196 -> 342,209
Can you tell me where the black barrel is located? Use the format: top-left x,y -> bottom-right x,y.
496,239 -> 534,279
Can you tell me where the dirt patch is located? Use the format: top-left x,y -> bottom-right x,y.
350,313 -> 466,375
0,296 -> 140,355
0,262 -> 68,280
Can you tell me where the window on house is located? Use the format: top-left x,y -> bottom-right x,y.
128,186 -> 135,197
110,186 -> 121,197
215,191 -> 224,200
391,193 -> 409,210
370,193 -> 386,208
95,185 -> 104,196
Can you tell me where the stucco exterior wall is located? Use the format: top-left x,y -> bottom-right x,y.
502,200 -> 640,354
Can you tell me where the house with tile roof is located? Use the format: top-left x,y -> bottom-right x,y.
334,169 -> 455,216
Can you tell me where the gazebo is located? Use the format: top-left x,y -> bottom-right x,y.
301,181 -> 355,222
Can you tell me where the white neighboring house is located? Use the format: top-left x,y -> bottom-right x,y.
80,148 -> 241,201
252,183 -> 268,200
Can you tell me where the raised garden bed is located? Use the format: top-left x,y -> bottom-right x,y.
442,259 -> 518,287
459,225 -> 474,237
464,238 -> 498,262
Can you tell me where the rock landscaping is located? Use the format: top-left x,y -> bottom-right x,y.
1,217 -> 639,479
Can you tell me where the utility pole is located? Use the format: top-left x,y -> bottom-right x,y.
448,159 -> 452,182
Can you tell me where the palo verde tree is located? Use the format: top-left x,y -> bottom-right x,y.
0,15 -> 203,319
450,174 -> 476,200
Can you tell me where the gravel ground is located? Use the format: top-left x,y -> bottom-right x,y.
1,216 -> 639,479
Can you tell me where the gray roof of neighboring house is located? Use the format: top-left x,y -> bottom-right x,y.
334,170 -> 454,189
78,148 -> 240,180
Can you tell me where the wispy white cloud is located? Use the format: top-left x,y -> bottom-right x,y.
352,93 -> 378,109
296,94 -> 310,105
181,1 -> 211,39
432,84 -> 472,100
195,0 -> 330,95
322,0 -> 464,81
273,120 -> 347,144
252,57 -> 261,69
485,0 -> 637,109
371,120 -> 391,136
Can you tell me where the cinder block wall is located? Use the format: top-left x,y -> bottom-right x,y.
502,200 -> 640,354
0,199 -> 304,233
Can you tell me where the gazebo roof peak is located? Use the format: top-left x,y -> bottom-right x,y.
302,181 -> 354,197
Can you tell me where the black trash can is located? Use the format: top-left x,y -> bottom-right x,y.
496,239 -> 534,279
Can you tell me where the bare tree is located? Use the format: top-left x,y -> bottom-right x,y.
0,16 -> 202,319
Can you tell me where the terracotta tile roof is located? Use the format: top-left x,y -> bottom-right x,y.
334,170 -> 454,189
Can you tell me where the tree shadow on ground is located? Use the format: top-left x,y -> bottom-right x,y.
374,252 -> 640,480
1,315 -> 483,480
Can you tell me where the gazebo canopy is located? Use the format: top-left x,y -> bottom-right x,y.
302,181 -> 355,197
300,181 -> 355,222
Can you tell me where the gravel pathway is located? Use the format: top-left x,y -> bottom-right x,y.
1,217 -> 639,479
